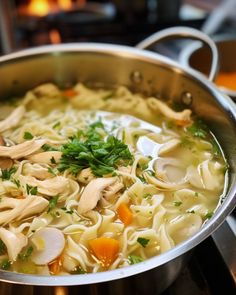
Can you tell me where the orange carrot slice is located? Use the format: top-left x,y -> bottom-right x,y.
63,89 -> 77,98
48,256 -> 62,275
89,237 -> 119,267
117,202 -> 133,226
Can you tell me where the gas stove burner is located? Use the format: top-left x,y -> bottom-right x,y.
54,2 -> 116,24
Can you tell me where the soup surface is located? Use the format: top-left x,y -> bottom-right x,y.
0,83 -> 227,275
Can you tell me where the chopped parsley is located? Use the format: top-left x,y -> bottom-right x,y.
26,184 -> 38,195
23,131 -> 34,140
187,120 -> 209,139
42,144 -> 58,152
128,255 -> 143,265
137,237 -> 150,248
12,178 -> 20,188
211,140 -> 221,157
0,240 -> 6,255
47,195 -> 59,213
61,207 -> 74,214
18,246 -> 34,261
204,212 -> 214,220
71,266 -> 87,274
53,121 -> 61,129
187,210 -> 195,214
0,259 -> 11,270
143,193 -> 152,199
1,167 -> 16,180
58,122 -> 133,177
174,201 -> 182,207
50,157 -> 56,164
48,167 -> 57,176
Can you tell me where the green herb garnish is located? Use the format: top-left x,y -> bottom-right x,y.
137,237 -> 150,248
47,195 -> 59,213
71,266 -> 87,274
50,157 -> 56,164
53,122 -> 61,129
18,246 -> 33,261
0,259 -> 11,270
128,255 -> 143,265
58,123 -> 133,177
48,167 -> 57,176
143,193 -> 152,199
187,120 -> 209,139
12,178 -> 20,188
26,184 -> 38,195
1,167 -> 16,180
204,212 -> 214,220
187,210 -> 195,214
0,240 -> 6,255
23,131 -> 34,140
174,201 -> 182,207
42,144 -> 58,152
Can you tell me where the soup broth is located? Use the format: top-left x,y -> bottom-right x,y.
0,83 -> 227,275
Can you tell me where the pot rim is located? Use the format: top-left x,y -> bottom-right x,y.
0,43 -> 236,286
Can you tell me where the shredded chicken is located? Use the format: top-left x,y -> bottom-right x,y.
77,167 -> 95,184
103,180 -> 124,200
0,139 -> 46,159
147,97 -> 192,123
0,196 -> 49,225
0,106 -> 25,133
26,151 -> 62,165
33,83 -> 61,98
77,177 -> 117,214
0,228 -> 27,261
19,175 -> 70,196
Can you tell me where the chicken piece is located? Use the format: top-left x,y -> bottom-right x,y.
23,163 -> 53,180
0,139 -> 46,159
31,227 -> 65,265
26,151 -> 62,165
33,83 -> 61,98
103,180 -> 124,200
0,106 -> 25,133
77,177 -> 117,214
77,167 -> 95,184
0,228 -> 27,261
19,175 -> 69,196
0,196 -> 49,225
147,97 -> 192,123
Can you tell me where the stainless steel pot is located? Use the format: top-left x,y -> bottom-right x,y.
0,27 -> 236,294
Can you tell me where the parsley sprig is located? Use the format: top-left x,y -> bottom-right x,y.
58,121 -> 133,177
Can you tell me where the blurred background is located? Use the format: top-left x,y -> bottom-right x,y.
1,0 -> 236,54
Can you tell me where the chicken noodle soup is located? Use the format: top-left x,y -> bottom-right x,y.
0,83 -> 227,275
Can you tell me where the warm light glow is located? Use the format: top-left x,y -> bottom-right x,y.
28,0 -> 50,17
58,0 -> 72,10
49,29 -> 61,44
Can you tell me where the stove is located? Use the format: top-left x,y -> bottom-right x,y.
0,1 -> 235,294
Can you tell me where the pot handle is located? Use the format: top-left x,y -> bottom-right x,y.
136,26 -> 218,82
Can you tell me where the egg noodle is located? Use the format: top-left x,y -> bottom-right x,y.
0,83 -> 227,275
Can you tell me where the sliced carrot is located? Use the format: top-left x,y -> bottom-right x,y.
16,195 -> 25,199
63,89 -> 77,98
175,119 -> 190,127
48,256 -> 62,275
89,237 -> 119,267
117,202 -> 133,226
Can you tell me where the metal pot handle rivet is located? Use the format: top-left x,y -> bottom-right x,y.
136,26 -> 219,82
